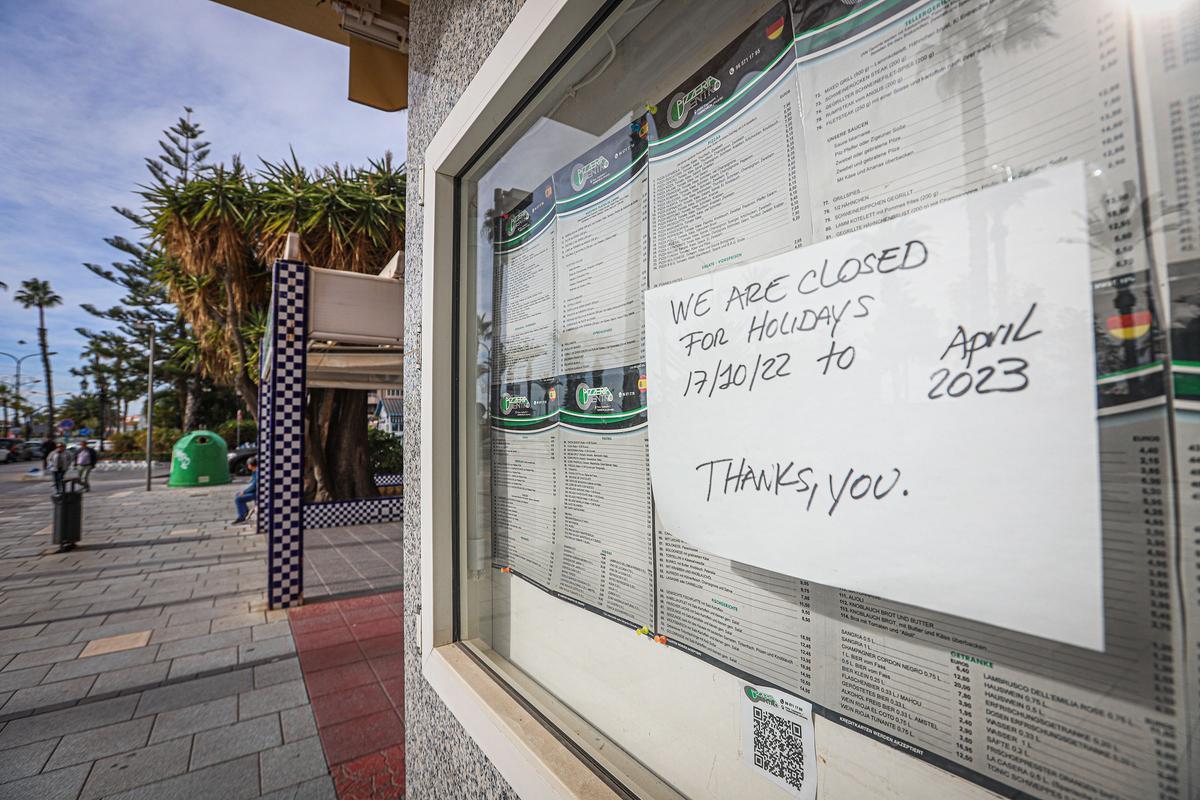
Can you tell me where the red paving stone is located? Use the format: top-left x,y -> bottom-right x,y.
289,590 -> 405,799
332,743 -> 406,800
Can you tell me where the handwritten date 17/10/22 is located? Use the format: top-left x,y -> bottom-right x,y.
683,352 -> 792,397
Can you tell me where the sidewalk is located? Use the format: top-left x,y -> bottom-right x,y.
0,473 -> 338,799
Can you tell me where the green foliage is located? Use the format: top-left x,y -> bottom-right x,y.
216,418 -> 257,446
109,432 -> 138,454
368,427 -> 403,475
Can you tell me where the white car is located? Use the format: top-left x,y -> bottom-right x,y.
0,445 -> 10,464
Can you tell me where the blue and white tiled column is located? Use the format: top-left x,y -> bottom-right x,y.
264,259 -> 307,609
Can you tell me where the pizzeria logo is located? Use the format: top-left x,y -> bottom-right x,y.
575,383 -> 614,410
503,208 -> 530,237
499,393 -> 530,415
667,75 -> 721,129
570,155 -> 611,191
744,686 -> 778,706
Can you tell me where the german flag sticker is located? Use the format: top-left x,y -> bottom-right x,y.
766,16 -> 785,40
1106,311 -> 1152,340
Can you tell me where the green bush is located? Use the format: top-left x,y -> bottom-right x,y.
368,427 -> 403,475
216,419 -> 257,447
109,432 -> 138,454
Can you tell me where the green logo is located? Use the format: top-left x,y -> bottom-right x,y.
504,209 -> 530,237
575,383 -> 613,410
667,76 -> 721,129
744,686 -> 778,705
500,394 -> 530,415
570,156 -> 610,192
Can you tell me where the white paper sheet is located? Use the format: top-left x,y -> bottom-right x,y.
646,162 -> 1104,649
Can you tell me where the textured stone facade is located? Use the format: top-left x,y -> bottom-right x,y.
402,1 -> 524,797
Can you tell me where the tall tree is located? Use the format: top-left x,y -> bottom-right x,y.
144,152 -> 406,501
14,279 -> 62,432
83,108 -> 213,431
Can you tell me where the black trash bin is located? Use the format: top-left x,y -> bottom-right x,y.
52,479 -> 83,552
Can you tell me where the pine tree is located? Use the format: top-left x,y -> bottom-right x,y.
81,108 -> 212,431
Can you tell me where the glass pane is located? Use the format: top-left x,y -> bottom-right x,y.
457,1 -> 1198,798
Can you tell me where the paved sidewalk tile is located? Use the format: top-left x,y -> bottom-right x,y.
88,661 -> 170,697
78,729 -> 191,798
0,478 -> 408,798
259,735 -> 329,794
0,694 -> 138,749
0,674 -> 96,716
44,716 -> 153,770
105,753 -> 260,800
0,762 -> 90,800
190,713 -> 282,769
79,630 -> 151,658
0,737 -> 57,782
149,696 -> 238,743
238,679 -> 309,720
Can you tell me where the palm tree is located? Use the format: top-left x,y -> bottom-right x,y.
14,279 -> 62,432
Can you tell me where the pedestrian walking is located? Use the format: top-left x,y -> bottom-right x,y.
46,442 -> 72,494
233,457 -> 258,524
40,437 -> 56,469
75,442 -> 96,492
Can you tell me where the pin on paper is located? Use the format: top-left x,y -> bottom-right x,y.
499,566 -> 512,574
654,635 -> 668,645
635,626 -> 651,636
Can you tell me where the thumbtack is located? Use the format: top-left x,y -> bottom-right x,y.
499,566 -> 511,573
635,626 -> 651,636
654,635 -> 668,645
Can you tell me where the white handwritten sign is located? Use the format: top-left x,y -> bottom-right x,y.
646,162 -> 1104,649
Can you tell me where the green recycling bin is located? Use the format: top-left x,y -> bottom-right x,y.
168,431 -> 232,487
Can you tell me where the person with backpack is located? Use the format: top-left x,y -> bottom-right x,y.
75,442 -> 96,492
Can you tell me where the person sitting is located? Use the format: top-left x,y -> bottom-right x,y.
234,457 -> 258,524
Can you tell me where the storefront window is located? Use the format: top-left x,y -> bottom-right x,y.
457,1 -> 1197,798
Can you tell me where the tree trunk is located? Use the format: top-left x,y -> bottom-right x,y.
221,271 -> 259,423
38,307 -> 54,432
182,371 -> 201,432
303,388 -> 377,503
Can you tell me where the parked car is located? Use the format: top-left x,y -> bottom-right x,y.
10,441 -> 32,461
0,441 -> 11,464
228,446 -> 258,476
23,443 -> 44,461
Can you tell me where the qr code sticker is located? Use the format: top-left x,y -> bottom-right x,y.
753,705 -> 806,792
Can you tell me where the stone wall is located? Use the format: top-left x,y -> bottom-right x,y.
402,1 -> 524,797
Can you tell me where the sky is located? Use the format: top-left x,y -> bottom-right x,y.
0,0 -> 408,407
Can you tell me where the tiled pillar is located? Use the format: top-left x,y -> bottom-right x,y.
265,259 -> 307,609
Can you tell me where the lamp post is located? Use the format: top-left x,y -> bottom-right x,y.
0,342 -> 43,438
138,324 -> 156,492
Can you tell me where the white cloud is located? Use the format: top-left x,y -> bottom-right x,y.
0,0 -> 408,397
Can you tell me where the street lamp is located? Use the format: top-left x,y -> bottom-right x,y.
134,324 -> 156,491
0,342 -> 49,438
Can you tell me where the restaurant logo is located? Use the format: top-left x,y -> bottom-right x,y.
575,383 -> 614,410
503,208 -> 530,237
500,393 -> 530,415
570,155 -> 611,191
744,686 -> 778,706
667,76 -> 721,129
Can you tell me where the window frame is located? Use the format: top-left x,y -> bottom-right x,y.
418,2 -> 661,798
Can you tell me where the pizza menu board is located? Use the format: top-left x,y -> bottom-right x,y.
487,1 -> 1194,798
